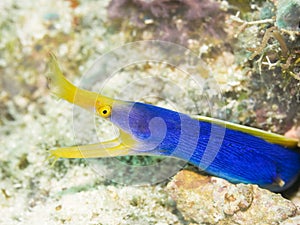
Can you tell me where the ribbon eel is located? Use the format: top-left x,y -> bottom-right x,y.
48,53 -> 300,191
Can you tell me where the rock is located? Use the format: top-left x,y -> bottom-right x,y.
281,215 -> 300,225
166,170 -> 298,224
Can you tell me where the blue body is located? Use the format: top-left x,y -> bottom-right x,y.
111,101 -> 300,190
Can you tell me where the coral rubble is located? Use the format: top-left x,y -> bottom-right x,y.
167,170 -> 299,224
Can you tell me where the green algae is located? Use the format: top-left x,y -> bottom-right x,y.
276,0 -> 300,32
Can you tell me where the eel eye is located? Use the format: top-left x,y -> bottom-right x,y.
97,105 -> 111,118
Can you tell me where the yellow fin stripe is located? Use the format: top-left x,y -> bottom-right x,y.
192,115 -> 299,148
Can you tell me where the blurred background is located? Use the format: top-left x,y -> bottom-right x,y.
1,0 -> 300,224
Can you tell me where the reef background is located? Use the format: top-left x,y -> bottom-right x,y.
1,0 -> 300,224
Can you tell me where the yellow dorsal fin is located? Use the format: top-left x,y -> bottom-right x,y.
192,115 -> 299,148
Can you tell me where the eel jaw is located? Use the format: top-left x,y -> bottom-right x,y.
49,131 -> 149,159
49,138 -> 129,159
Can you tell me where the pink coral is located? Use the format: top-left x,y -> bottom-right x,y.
107,0 -> 227,45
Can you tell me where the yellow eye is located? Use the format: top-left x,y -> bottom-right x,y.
97,105 -> 111,118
